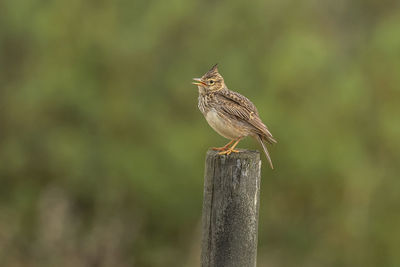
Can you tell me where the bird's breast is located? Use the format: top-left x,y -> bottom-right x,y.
204,109 -> 247,140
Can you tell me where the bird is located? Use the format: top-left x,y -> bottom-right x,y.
192,64 -> 277,169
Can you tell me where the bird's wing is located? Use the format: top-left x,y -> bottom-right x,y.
220,90 -> 260,116
215,89 -> 275,142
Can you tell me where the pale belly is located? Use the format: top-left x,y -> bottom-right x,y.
205,109 -> 248,140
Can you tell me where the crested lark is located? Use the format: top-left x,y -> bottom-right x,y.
193,64 -> 277,169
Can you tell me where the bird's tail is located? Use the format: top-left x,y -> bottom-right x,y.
257,134 -> 274,169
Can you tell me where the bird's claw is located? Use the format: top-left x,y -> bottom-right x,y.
212,146 -> 229,151
212,140 -> 236,152
218,148 -> 239,155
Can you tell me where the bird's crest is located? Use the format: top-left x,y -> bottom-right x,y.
204,63 -> 218,76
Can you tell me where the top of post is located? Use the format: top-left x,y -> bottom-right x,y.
206,149 -> 260,161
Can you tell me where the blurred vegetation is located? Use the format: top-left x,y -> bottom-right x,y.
1,0 -> 400,266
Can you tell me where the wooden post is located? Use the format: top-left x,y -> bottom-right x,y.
201,149 -> 261,267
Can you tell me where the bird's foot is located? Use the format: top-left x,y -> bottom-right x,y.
212,146 -> 230,151
212,140 -> 235,151
218,148 -> 240,155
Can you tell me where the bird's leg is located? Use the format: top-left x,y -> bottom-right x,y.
218,138 -> 241,155
212,139 -> 235,151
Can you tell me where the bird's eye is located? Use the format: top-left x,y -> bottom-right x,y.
209,80 -> 214,84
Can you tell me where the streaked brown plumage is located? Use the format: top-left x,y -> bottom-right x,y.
193,64 -> 277,169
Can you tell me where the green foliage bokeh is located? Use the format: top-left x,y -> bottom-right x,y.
1,0 -> 400,266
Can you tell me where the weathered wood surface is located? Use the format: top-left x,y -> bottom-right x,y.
201,149 -> 261,267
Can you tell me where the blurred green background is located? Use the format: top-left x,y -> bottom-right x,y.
1,0 -> 400,266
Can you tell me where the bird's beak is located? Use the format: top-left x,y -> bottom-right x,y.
192,78 -> 206,86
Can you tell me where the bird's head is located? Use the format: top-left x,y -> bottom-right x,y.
192,64 -> 225,94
